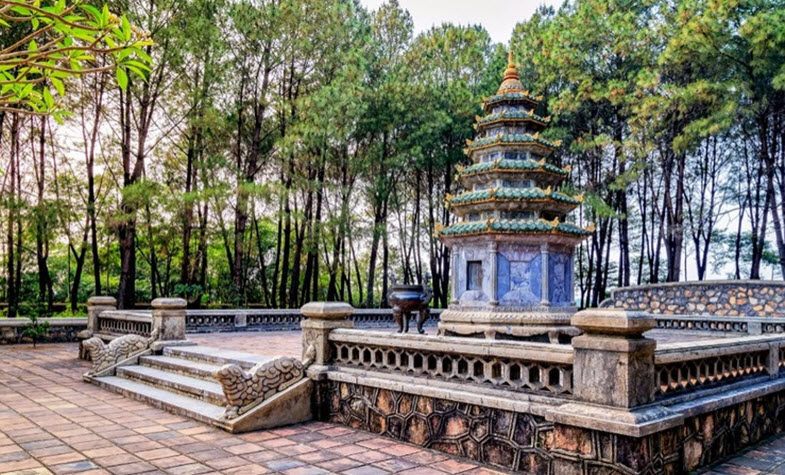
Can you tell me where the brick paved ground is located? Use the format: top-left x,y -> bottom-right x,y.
0,333 -> 506,475
0,331 -> 779,475
703,439 -> 785,474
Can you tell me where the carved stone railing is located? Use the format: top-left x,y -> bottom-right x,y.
653,335 -> 784,398
653,314 -> 785,335
764,320 -> 785,334
185,308 -> 443,333
89,298 -> 187,343
654,315 -> 750,333
96,311 -> 152,337
328,329 -> 574,395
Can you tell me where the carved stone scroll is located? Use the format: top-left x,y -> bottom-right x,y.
214,344 -> 316,420
83,328 -> 159,375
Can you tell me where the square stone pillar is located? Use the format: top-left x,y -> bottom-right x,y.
80,296 -> 117,360
488,242 -> 499,306
540,244 -> 550,306
86,296 -> 117,333
572,308 -> 656,407
151,298 -> 187,341
546,308 -> 683,437
450,251 -> 460,305
301,302 -> 354,368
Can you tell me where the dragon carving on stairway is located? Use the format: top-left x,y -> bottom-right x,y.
213,344 -> 316,420
83,328 -> 159,376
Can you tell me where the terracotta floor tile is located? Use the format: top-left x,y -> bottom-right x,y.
82,446 -> 128,458
343,466 -> 391,475
49,460 -> 100,474
432,458 -> 480,473
149,454 -> 196,469
204,456 -> 251,470
223,442 -> 262,455
317,457 -> 365,472
105,461 -> 157,475
349,450 -> 394,463
222,463 -> 271,474
135,447 -> 179,461
92,453 -> 142,467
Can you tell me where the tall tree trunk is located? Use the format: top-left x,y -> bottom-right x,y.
5,114 -> 19,318
34,116 -> 54,312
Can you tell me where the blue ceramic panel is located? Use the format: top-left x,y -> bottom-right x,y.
497,253 -> 541,306
529,255 -> 542,299
497,253 -> 510,300
549,253 -> 573,305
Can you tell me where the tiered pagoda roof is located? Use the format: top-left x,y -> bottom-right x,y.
440,52 -> 592,241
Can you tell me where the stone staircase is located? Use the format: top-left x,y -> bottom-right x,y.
88,346 -> 313,432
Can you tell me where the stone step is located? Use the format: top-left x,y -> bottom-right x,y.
164,345 -> 274,370
90,376 -> 226,425
117,365 -> 226,406
139,355 -> 221,381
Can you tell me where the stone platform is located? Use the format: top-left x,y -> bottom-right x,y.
0,331 -> 782,474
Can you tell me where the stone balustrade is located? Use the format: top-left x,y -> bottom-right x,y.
653,335 -> 782,398
96,311 -> 152,337
186,308 -> 440,333
329,329 -> 574,395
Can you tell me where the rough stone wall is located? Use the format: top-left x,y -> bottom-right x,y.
603,281 -> 785,317
322,380 -> 785,474
0,321 -> 87,344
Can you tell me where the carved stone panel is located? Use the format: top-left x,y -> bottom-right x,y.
497,247 -> 541,306
454,244 -> 491,304
548,252 -> 573,305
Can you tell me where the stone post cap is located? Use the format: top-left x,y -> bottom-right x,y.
87,296 -> 116,307
151,298 -> 187,310
301,301 -> 354,320
571,308 -> 654,336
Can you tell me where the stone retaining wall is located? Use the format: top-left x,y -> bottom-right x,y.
0,318 -> 88,344
322,380 -> 785,473
601,280 -> 785,317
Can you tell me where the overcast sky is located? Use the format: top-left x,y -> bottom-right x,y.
359,0 -> 563,44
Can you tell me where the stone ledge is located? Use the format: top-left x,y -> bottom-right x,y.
666,375 -> 785,418
87,296 -> 117,306
545,402 -> 683,437
317,366 -> 566,417
0,317 -> 87,327
300,302 -> 354,320
439,308 -> 574,325
572,308 -> 654,335
151,298 -> 187,309
551,374 -> 785,437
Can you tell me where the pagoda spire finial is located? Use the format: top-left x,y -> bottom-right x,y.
501,49 -> 520,85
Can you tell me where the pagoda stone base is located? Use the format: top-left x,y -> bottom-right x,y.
438,307 -> 580,343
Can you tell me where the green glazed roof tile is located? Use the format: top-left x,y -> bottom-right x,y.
460,158 -> 568,176
449,187 -> 581,205
477,109 -> 549,126
466,133 -> 558,151
440,219 -> 592,237
484,92 -> 542,107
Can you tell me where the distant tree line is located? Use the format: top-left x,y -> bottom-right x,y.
0,0 -> 783,316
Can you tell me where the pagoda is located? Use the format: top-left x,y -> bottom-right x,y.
437,53 -> 592,343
